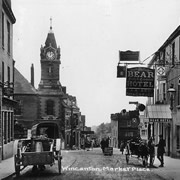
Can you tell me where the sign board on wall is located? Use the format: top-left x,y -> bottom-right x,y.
126,67 -> 155,97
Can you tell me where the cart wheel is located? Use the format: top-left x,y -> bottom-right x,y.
57,151 -> 62,174
126,154 -> 129,164
14,155 -> 20,176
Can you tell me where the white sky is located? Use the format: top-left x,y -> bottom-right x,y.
12,0 -> 180,127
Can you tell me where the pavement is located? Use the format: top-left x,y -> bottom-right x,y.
0,149 -> 180,180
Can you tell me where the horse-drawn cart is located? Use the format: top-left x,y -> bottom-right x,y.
125,140 -> 150,167
13,121 -> 63,176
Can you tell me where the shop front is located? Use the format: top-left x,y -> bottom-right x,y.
146,104 -> 172,156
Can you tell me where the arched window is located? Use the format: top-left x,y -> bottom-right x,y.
46,99 -> 54,115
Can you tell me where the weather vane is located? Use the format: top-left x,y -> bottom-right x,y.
50,17 -> 52,30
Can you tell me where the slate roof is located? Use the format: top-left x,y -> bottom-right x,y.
14,68 -> 37,94
45,27 -> 57,49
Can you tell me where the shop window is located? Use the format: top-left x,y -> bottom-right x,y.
11,113 -> 13,140
3,112 -> 7,144
8,112 -> 10,142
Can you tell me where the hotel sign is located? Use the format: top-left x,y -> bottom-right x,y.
149,118 -> 172,123
126,67 -> 155,97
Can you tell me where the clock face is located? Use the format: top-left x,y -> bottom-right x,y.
46,51 -> 55,60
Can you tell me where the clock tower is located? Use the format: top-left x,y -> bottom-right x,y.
38,19 -> 61,90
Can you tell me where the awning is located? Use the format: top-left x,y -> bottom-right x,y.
146,105 -> 172,123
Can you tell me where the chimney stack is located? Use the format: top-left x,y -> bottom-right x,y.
31,64 -> 34,87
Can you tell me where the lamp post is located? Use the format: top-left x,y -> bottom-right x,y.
167,84 -> 176,111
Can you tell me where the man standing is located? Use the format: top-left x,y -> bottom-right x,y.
156,135 -> 166,167
148,137 -> 155,167
100,138 -> 105,153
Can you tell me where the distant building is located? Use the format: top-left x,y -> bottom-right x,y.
110,113 -> 118,148
111,109 -> 140,148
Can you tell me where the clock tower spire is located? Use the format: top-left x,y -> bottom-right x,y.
38,19 -> 61,90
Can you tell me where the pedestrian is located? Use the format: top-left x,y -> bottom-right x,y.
148,137 -> 155,167
100,138 -> 105,153
125,141 -> 131,155
120,141 -> 125,154
156,135 -> 166,167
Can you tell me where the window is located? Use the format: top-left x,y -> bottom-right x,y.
178,84 -> 180,105
144,122 -> 147,128
2,62 -> 4,83
8,66 -> 10,82
7,20 -> 10,53
11,113 -> 13,140
179,37 -> 180,61
177,126 -> 180,149
2,12 -> 4,47
172,42 -> 175,65
66,119 -> 69,126
141,130 -> 146,136
14,100 -> 22,115
3,112 -> 7,144
127,120 -> 131,126
125,131 -> 133,137
46,100 -> 54,115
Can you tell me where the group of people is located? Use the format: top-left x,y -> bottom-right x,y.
120,135 -> 166,167
147,134 -> 166,167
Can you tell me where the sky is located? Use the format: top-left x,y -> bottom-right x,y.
12,0 -> 180,127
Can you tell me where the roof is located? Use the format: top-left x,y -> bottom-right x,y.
45,27 -> 57,49
14,68 -> 37,94
146,105 -> 172,123
158,25 -> 180,51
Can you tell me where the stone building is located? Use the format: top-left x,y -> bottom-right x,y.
14,23 -> 81,149
146,25 -> 180,157
0,0 -> 16,162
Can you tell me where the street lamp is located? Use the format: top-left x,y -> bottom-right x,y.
167,84 -> 176,111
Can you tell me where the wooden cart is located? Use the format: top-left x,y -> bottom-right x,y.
13,121 -> 63,176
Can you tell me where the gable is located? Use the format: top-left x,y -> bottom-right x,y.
14,68 -> 37,94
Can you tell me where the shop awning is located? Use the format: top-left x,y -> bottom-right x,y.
147,105 -> 172,123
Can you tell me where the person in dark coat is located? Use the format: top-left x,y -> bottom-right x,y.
156,135 -> 166,167
100,138 -> 106,153
120,141 -> 125,154
148,137 -> 155,167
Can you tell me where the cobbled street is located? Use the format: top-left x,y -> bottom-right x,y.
6,148 -> 171,180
